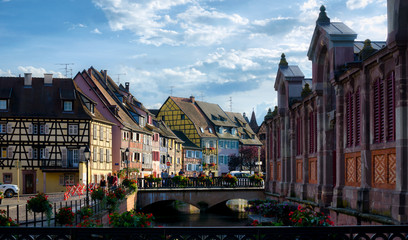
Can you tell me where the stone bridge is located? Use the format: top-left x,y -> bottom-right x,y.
136,187 -> 265,210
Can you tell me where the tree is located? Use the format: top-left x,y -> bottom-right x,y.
228,146 -> 259,172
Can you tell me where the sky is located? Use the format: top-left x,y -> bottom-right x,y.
0,0 -> 387,124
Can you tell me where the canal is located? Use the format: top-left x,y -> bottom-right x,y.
141,200 -> 250,226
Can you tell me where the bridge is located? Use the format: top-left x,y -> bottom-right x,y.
136,177 -> 265,211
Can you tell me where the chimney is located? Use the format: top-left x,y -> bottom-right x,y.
125,82 -> 130,91
190,95 -> 195,103
44,73 -> 53,85
103,70 -> 108,85
24,73 -> 32,86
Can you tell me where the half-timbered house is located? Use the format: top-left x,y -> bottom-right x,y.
0,73 -> 113,194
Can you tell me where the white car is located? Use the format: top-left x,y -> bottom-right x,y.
0,183 -> 19,198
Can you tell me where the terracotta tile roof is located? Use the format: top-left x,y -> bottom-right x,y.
225,111 -> 262,146
170,96 -> 217,138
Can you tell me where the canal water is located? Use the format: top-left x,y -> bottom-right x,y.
142,201 -> 250,227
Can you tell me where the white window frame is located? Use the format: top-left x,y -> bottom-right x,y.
100,148 -> 104,162
93,125 -> 97,139
0,100 -> 7,110
63,101 -> 73,112
0,147 -> 7,159
93,147 -> 98,162
0,123 -> 5,134
68,124 -> 78,135
100,126 -> 104,140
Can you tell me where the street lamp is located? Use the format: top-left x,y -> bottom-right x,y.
83,146 -> 90,206
125,148 -> 129,178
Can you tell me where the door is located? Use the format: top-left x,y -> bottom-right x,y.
24,173 -> 35,194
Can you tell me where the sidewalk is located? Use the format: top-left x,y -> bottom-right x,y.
1,192 -> 86,207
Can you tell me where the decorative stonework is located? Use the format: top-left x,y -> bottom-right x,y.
345,152 -> 361,187
296,159 -> 303,183
308,158 -> 317,184
372,148 -> 396,189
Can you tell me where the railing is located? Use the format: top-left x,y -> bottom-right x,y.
137,177 -> 264,189
0,225 -> 407,239
0,198 -> 104,227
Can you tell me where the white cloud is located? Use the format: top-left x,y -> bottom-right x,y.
91,28 -> 102,34
0,69 -> 14,76
345,14 -> 387,41
346,0 -> 374,10
68,23 -> 87,30
17,66 -> 65,78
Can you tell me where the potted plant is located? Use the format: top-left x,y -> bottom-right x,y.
0,191 -> 3,205
222,173 -> 238,186
26,193 -> 53,220
0,209 -> 18,226
198,175 -> 213,185
114,187 -> 126,200
249,174 -> 263,185
171,175 -> 189,187
55,206 -> 75,225
106,192 -> 118,213
122,178 -> 137,192
91,187 -> 106,201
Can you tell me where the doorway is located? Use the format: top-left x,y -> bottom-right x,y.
23,171 -> 36,194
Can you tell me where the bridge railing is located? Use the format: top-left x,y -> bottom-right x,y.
137,177 -> 264,189
0,225 -> 407,239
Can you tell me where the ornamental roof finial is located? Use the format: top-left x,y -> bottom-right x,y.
279,53 -> 288,67
316,5 -> 330,25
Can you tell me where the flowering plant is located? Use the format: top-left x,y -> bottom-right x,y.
106,192 -> 118,212
26,193 -> 53,219
289,205 -> 334,226
249,174 -> 263,184
91,187 -> 106,201
122,178 -> 137,192
0,210 -> 18,226
0,191 -> 4,200
202,163 -> 208,169
210,162 -> 216,167
55,206 -> 75,225
197,175 -> 213,185
171,175 -> 189,187
77,218 -> 102,228
77,206 -> 93,220
114,187 -> 126,200
145,175 -> 161,183
222,174 -> 238,185
109,210 -> 154,228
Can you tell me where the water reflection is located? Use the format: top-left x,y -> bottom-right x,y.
154,212 -> 249,227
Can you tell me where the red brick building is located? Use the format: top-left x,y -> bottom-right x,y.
265,1 -> 408,224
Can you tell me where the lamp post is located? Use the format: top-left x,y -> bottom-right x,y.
125,148 -> 129,178
83,146 -> 90,206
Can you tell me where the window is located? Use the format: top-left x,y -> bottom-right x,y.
63,101 -> 73,112
106,149 -> 111,162
231,128 -> 237,135
219,140 -> 224,148
195,151 -> 201,158
209,128 -> 213,134
67,149 -> 79,167
209,141 -> 215,148
0,100 -> 7,110
210,155 -> 215,163
181,114 -> 185,120
60,174 -> 75,186
33,147 -> 48,159
346,92 -> 354,147
0,147 -> 7,158
100,148 -> 104,162
68,125 -> 78,135
296,117 -> 303,155
3,173 -> 12,184
177,157 -> 180,164
219,155 -> 224,164
219,127 -> 224,134
0,123 -> 5,134
200,127 -> 204,133
100,126 -> 104,140
93,147 -> 98,162
93,125 -> 98,139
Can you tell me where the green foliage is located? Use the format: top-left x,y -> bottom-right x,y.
223,174 -> 238,185
76,218 -> 102,227
145,175 -> 161,183
289,205 -> 334,226
249,174 -> 263,184
171,175 -> 189,186
91,187 -> 106,201
114,187 -> 126,200
0,210 -> 18,226
26,193 -> 53,220
122,178 -> 138,192
106,192 -> 119,213
197,175 -> 213,185
109,210 -> 154,228
55,206 -> 75,225
77,206 -> 93,220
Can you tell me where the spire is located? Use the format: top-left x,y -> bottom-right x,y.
316,5 -> 330,25
279,53 -> 288,67
249,110 -> 259,133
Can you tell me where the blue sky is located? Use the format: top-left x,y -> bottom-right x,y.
0,0 -> 387,124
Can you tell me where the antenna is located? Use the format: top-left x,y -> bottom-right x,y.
56,63 -> 74,78
114,73 -> 126,85
170,86 -> 174,96
229,97 -> 232,111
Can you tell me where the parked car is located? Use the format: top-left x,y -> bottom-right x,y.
0,183 -> 19,198
229,171 -> 250,178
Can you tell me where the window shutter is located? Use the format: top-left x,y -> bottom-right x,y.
45,147 -> 50,159
355,88 -> 361,146
45,124 -> 50,134
379,80 -> 385,142
59,175 -> 65,185
387,72 -> 395,141
79,147 -> 84,162
7,146 -> 13,159
28,147 -> 33,159
61,147 -> 67,168
6,123 -> 12,134
28,123 -> 33,134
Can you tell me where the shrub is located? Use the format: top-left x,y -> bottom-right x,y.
77,218 -> 102,227
91,187 -> 106,201
249,174 -> 263,184
122,178 -> 137,192
109,210 -> 154,228
55,206 -> 75,225
289,205 -> 334,226
106,192 -> 118,213
114,187 -> 126,200
197,175 -> 213,185
145,175 -> 161,183
171,175 -> 189,186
